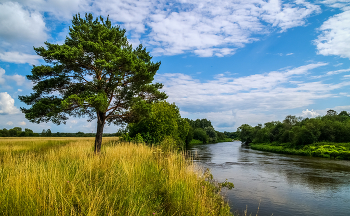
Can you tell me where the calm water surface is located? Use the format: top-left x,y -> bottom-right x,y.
188,141 -> 350,216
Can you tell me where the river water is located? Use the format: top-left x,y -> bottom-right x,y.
188,141 -> 350,216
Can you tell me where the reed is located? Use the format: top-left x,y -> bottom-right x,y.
0,138 -> 232,215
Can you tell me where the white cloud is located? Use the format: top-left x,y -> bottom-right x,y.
320,0 -> 350,10
334,63 -> 343,67
260,0 -> 321,32
0,67 -> 32,89
144,0 -> 320,56
315,10 -> 350,59
0,92 -> 20,114
19,121 -> 26,126
0,0 -> 321,57
6,121 -> 13,126
0,52 -> 41,65
0,2 -> 48,45
312,68 -> 350,78
0,68 -> 4,85
286,53 -> 294,56
301,109 -> 319,118
155,63 -> 350,130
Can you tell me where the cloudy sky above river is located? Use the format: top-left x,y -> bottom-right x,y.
0,0 -> 350,133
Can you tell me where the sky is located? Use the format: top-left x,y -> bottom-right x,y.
0,0 -> 350,133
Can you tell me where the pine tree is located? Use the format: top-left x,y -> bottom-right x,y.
19,13 -> 167,153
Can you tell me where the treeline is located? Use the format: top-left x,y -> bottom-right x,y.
238,110 -> 350,146
125,101 -> 233,148
1,101 -> 236,147
0,128 -> 115,137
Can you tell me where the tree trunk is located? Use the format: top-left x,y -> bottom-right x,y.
94,112 -> 106,153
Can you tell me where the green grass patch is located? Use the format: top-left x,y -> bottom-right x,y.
189,139 -> 203,145
218,138 -> 233,143
250,142 -> 350,160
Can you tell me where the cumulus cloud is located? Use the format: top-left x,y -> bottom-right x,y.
0,0 -> 322,57
315,10 -> 350,59
0,92 -> 20,114
6,121 -> 13,125
19,121 -> 26,126
144,0 -> 320,56
301,109 -> 319,118
155,63 -> 350,129
0,2 -> 48,45
0,67 -> 32,89
0,52 -> 41,65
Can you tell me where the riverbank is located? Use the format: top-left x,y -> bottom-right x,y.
250,142 -> 350,160
189,138 -> 233,146
0,138 -> 232,215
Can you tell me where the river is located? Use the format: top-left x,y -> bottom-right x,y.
188,141 -> 350,216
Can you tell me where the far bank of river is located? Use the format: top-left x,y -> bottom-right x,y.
188,141 -> 350,216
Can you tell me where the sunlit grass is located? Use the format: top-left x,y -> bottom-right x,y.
0,138 -> 232,215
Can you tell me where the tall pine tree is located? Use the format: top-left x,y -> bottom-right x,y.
19,14 -> 167,152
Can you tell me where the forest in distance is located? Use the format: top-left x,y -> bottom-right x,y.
237,109 -> 350,160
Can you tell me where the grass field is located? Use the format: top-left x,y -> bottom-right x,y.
0,137 -> 232,216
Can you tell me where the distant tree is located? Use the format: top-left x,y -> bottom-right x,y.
193,128 -> 209,144
338,111 -> 350,117
19,13 -> 166,153
216,131 -> 226,141
42,129 -> 47,137
237,124 -> 254,145
1,129 -> 9,137
204,126 -> 217,143
76,131 -> 85,137
46,129 -> 52,137
326,109 -> 337,116
25,128 -> 34,135
9,129 -> 18,137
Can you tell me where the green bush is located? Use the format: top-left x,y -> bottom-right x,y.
193,128 -> 209,144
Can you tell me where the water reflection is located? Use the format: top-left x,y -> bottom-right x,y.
189,141 -> 350,216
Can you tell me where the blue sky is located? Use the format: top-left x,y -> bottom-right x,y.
0,0 -> 350,133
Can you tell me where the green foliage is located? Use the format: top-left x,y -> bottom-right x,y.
238,109 -> 350,147
128,101 -> 189,149
205,126 -> 218,143
250,143 -> 350,160
237,124 -> 254,144
193,128 -> 209,144
224,131 -> 239,140
134,133 -> 144,143
189,139 -> 203,145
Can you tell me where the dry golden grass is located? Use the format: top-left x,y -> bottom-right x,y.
0,138 -> 232,216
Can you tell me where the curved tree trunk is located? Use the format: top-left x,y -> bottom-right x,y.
94,112 -> 106,153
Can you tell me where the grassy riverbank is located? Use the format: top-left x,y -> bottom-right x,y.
0,138 -> 232,215
189,138 -> 233,146
250,142 -> 350,160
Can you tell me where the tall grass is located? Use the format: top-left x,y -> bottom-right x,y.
0,138 -> 232,215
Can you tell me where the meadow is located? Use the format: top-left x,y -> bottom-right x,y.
0,137 -> 232,216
